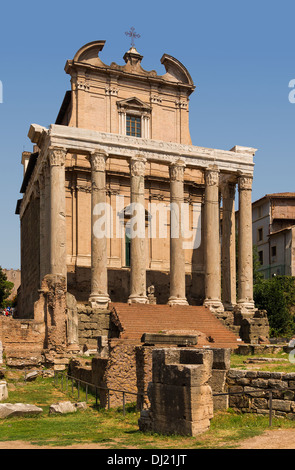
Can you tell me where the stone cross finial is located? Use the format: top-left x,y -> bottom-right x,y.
125,27 -> 140,48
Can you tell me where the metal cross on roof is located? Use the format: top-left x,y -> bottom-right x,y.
125,27 -> 141,48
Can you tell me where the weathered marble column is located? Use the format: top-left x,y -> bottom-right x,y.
48,147 -> 67,277
203,166 -> 224,313
128,156 -> 148,304
88,149 -> 110,309
237,174 -> 255,312
168,159 -> 188,306
221,182 -> 236,310
39,168 -> 46,283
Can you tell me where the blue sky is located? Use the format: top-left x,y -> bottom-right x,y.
0,0 -> 294,269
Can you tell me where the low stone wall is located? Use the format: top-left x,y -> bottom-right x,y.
68,344 -> 231,412
0,316 -> 45,366
227,369 -> 295,418
77,305 -> 110,350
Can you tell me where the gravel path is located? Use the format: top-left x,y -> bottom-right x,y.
1,429 -> 295,449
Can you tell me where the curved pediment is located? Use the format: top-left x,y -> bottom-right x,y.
73,40 -> 107,66
160,54 -> 194,87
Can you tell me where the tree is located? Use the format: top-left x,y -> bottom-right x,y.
254,276 -> 295,337
0,267 -> 14,308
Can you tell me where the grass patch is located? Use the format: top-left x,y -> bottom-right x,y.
230,351 -> 295,372
1,373 -> 295,448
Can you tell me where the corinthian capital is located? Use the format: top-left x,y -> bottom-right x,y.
205,166 -> 219,186
169,159 -> 186,182
130,156 -> 146,177
238,174 -> 253,191
48,147 -> 67,167
90,149 -> 108,172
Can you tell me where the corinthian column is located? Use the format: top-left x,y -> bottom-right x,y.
221,182 -> 236,310
48,147 -> 67,277
203,166 -> 224,313
88,149 -> 110,309
128,156 -> 148,304
168,159 -> 188,306
237,174 -> 255,312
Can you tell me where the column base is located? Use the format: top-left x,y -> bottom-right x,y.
88,294 -> 110,309
168,296 -> 189,306
128,295 -> 148,305
234,301 -> 256,315
223,302 -> 236,312
203,299 -> 224,314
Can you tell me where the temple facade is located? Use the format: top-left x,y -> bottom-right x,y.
16,40 -> 257,328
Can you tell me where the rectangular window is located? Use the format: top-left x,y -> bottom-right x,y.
271,246 -> 277,258
126,115 -> 141,137
258,228 -> 263,242
258,250 -> 263,265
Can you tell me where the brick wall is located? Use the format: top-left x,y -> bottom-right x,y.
0,316 -> 45,364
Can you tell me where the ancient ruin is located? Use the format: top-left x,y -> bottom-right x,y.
0,41 -> 270,430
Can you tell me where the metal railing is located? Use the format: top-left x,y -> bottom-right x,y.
53,371 -> 276,425
213,389 -> 275,427
53,371 -> 146,416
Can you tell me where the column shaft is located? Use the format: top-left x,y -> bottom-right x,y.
168,159 -> 188,305
237,175 -> 255,311
203,166 -> 224,312
48,147 -> 67,277
89,150 -> 110,308
221,182 -> 236,310
128,156 -> 148,304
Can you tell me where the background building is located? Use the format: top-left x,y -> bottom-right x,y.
252,193 -> 295,278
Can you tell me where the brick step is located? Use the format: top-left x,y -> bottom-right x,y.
110,303 -> 243,348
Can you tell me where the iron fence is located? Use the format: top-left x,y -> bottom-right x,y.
53,370 -> 146,416
53,371 -> 275,426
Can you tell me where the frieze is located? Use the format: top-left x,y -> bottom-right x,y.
175,99 -> 188,109
75,184 -> 92,193
77,82 -> 90,91
151,94 -> 162,103
105,86 -> 119,96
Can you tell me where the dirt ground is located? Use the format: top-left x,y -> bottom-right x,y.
1,429 -> 295,449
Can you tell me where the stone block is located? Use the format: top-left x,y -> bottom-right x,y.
142,333 -> 198,346
268,379 -> 288,391
0,403 -> 43,418
211,348 -> 231,370
140,348 -> 214,436
0,381 -> 8,401
271,400 -> 291,412
49,401 -> 77,414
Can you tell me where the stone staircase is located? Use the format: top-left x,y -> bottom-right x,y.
110,303 -> 243,349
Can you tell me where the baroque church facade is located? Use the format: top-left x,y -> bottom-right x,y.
16,40 -> 258,340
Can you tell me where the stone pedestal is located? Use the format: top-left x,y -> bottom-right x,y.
88,150 -> 110,309
168,159 -> 188,306
138,348 -> 214,436
128,156 -> 148,304
203,166 -> 224,313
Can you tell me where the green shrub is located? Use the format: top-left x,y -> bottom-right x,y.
254,276 -> 295,337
